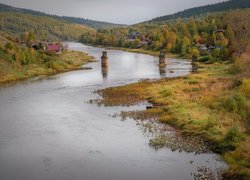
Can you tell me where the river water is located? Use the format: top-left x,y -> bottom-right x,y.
0,43 -> 226,180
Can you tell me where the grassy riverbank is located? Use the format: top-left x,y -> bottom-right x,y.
95,61 -> 250,179
0,50 -> 95,84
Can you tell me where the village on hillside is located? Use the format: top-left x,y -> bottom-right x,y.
17,32 -> 65,54
124,29 -> 225,54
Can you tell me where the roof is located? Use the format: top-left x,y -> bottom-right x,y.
47,44 -> 61,52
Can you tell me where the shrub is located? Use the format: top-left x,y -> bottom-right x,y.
221,93 -> 248,119
235,53 -> 250,75
200,49 -> 209,56
212,48 -> 221,59
240,79 -> 250,97
4,42 -> 14,50
159,88 -> 174,97
215,126 -> 243,153
198,55 -> 210,62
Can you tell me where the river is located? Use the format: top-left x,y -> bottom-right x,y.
0,43 -> 226,180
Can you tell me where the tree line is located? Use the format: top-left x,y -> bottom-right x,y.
80,9 -> 249,73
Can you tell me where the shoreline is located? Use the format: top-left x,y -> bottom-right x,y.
94,61 -> 249,179
0,50 -> 96,86
83,43 -> 186,59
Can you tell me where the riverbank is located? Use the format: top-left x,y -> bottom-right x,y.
89,44 -> 182,59
95,61 -> 250,179
0,50 -> 95,85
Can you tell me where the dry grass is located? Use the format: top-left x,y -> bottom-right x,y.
96,62 -> 250,178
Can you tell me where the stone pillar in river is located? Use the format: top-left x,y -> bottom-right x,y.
101,51 -> 109,67
159,50 -> 166,65
159,50 -> 166,76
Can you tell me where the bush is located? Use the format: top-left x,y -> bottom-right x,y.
160,88 -> 174,97
215,126 -> 243,153
198,55 -> 211,62
221,93 -> 248,119
235,53 -> 250,75
221,47 -> 229,60
212,48 -> 221,59
5,42 -> 14,50
240,79 -> 250,97
200,49 -> 209,56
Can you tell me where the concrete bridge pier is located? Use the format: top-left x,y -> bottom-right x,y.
101,51 -> 109,67
159,50 -> 167,76
159,50 -> 166,65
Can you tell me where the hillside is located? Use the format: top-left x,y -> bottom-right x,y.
0,12 -> 96,41
0,3 -> 125,29
148,0 -> 250,22
80,9 -> 250,61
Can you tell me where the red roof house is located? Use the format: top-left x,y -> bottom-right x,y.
47,44 -> 62,53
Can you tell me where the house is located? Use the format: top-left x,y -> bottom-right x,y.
215,45 -> 222,49
126,32 -> 141,40
215,29 -> 225,33
141,40 -> 148,46
199,44 -> 208,51
132,32 -> 140,36
208,46 -> 215,53
47,44 -> 62,53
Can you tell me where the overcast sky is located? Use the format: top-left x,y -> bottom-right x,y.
1,0 -> 225,24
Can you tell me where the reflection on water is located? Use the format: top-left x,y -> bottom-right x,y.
0,43 -> 227,180
102,66 -> 108,79
159,56 -> 167,76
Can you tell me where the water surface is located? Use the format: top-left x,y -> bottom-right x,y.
0,43 -> 226,180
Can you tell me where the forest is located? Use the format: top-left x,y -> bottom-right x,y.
80,9 -> 249,71
0,12 -> 96,41
0,3 -> 125,29
150,0 -> 250,22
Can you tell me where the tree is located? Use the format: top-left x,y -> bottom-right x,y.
193,35 -> 202,44
117,38 -> 123,47
133,37 -> 141,48
187,18 -> 198,36
190,48 -> 200,62
211,32 -> 217,45
217,33 -> 229,47
153,41 -> 162,50
5,42 -> 13,50
225,25 -> 235,40
221,47 -> 229,60
166,43 -> 172,52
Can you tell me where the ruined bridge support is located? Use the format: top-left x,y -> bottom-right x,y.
159,50 -> 166,65
101,51 -> 109,67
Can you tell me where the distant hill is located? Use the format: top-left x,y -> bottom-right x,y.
0,12 -> 96,41
0,3 -> 125,29
148,0 -> 250,22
